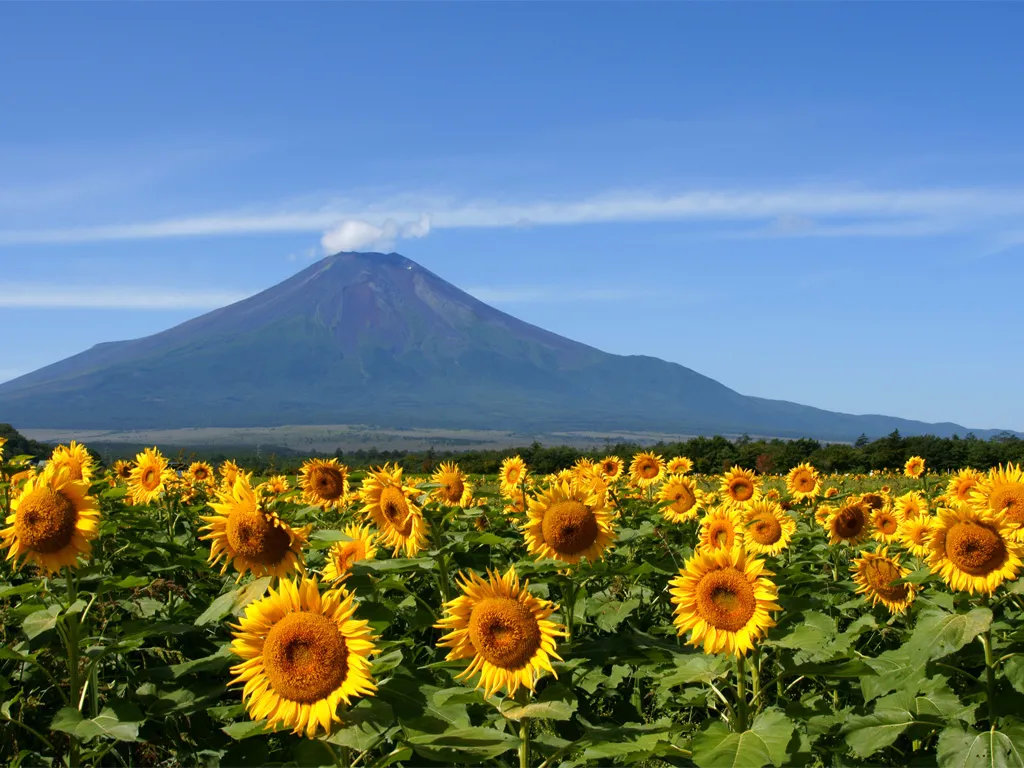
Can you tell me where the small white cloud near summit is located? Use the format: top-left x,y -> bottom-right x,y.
320,213 -> 430,253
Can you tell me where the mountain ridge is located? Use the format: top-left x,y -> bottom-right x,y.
0,251 -> 1015,441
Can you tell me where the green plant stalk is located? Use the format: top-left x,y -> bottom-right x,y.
735,654 -> 749,732
519,717 -> 531,768
750,647 -> 761,715
980,628 -> 996,726
65,570 -> 81,768
562,573 -> 576,642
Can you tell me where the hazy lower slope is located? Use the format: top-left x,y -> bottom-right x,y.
0,252 -> 1010,441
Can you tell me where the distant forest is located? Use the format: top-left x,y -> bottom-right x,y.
8,423 -> 1021,477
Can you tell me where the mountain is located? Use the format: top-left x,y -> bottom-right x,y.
0,251 -> 1012,441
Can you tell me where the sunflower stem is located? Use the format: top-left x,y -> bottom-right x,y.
980,627 -> 996,726
734,654 -> 749,733
562,574 -> 576,642
750,647 -> 761,715
519,717 -> 531,768
65,569 -> 81,768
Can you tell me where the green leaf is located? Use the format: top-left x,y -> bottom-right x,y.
194,590 -> 238,626
907,607 -> 993,661
0,583 -> 40,600
500,684 -> 576,721
592,597 -> 641,632
233,576 -> 272,614
22,605 -> 61,639
767,612 -> 836,663
1003,657 -> 1024,694
222,719 -> 279,740
658,653 -> 731,688
406,726 -> 517,763
692,708 -> 794,768
53,703 -> 143,743
937,723 -> 1024,768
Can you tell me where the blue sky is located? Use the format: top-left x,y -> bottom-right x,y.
2,3 -> 1023,431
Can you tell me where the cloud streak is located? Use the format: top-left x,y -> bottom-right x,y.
1,185 -> 1022,246
0,285 -> 247,309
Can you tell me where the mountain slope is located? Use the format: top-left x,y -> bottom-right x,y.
0,252 -> 1010,440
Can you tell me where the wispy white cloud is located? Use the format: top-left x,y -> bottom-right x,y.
0,285 -> 247,309
0,185 -> 1022,246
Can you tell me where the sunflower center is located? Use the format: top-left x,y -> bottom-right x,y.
440,476 -> 464,504
862,494 -> 884,510
793,472 -> 814,492
379,486 -> 413,535
262,612 -> 348,703
141,468 -> 160,490
990,484 -> 1024,526
15,487 -> 78,553
863,559 -> 910,602
639,462 -> 658,479
226,510 -> 292,565
946,522 -> 1007,575
468,597 -> 542,670
954,481 -> 976,500
707,521 -> 734,549
749,513 -> 782,544
671,488 -> 696,514
311,467 -> 345,501
542,501 -> 599,555
834,505 -> 867,538
694,567 -> 757,632
877,514 -> 898,535
729,480 -> 754,502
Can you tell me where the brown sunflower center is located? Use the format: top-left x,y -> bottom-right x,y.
706,520 -> 735,549
226,509 -> 292,565
193,468 -> 209,481
602,461 -> 617,475
876,514 -> 899,535
638,461 -> 659,479
729,479 -> 754,502
694,567 -> 757,632
542,500 -> 599,555
862,494 -> 884,510
834,505 -> 867,539
468,597 -> 541,669
749,513 -> 782,545
906,523 -> 928,545
262,612 -> 348,703
310,466 -> 345,501
15,487 -> 78,553
990,483 -> 1024,526
379,487 -> 413,535
439,476 -> 465,504
792,471 -> 815,493
141,467 -> 160,490
945,522 -> 1007,575
862,558 -> 910,602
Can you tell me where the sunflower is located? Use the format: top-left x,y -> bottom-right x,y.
947,468 -> 983,504
323,524 -> 377,583
659,475 -> 701,523
698,507 -> 742,552
112,460 -> 133,482
431,462 -> 474,508
597,456 -> 624,481
899,515 -> 934,559
359,464 -> 429,557
572,458 -> 596,479
742,500 -> 795,557
229,577 -> 376,738
971,464 -> 1024,530
893,491 -> 928,521
824,487 -> 839,499
188,461 -> 215,486
926,504 -> 1024,594
0,436 -> 6,458
200,475 -> 310,580
669,546 -> 780,656
860,492 -> 888,512
870,508 -> 901,544
827,500 -> 870,546
785,463 -> 820,502
666,456 -> 694,475
220,460 -> 242,487
129,447 -> 173,505
904,456 -> 926,478
721,467 -> 759,506
435,567 -> 566,697
815,503 -> 836,529
629,452 -> 665,487
260,475 -> 290,496
499,456 -> 529,497
1,466 -> 100,573
523,481 -> 615,564
851,548 -> 917,614
49,441 -> 96,484
299,458 -> 350,510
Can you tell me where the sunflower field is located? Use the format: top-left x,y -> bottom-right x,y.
3,438 -> 1024,767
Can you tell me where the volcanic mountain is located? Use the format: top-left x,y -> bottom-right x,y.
0,252 -> 1008,440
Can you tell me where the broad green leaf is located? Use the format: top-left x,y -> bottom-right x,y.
658,653 -> 731,687
500,684 -> 576,721
692,708 -> 794,768
406,726 -> 517,763
22,605 -> 61,639
937,723 -> 1024,768
233,576 -> 273,613
222,719 -> 276,740
194,590 -> 238,626
1003,656 -> 1024,694
592,597 -> 641,632
768,612 -> 836,663
907,607 -> 993,661
53,703 -> 144,743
